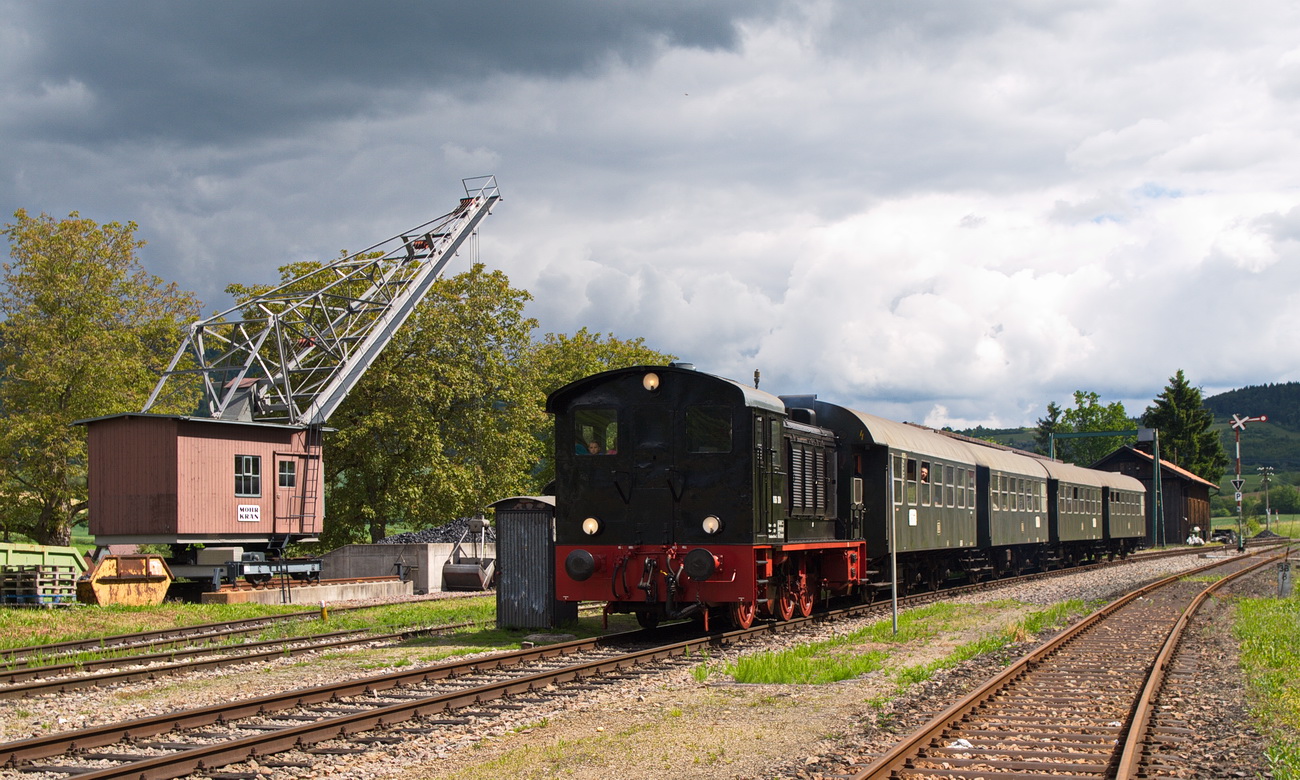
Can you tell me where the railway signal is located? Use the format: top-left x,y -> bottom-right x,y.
1229,413 -> 1267,551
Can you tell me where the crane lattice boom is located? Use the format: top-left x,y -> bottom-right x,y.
143,175 -> 501,426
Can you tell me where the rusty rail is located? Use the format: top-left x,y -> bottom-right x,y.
850,547 -> 1286,779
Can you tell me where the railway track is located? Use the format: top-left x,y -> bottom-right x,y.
0,545 -> 1252,779
845,545 -> 1289,780
0,625 -> 726,779
0,547 -> 1207,702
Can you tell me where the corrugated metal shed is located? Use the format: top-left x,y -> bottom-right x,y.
491,496 -> 577,630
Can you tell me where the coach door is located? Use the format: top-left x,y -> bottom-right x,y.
754,413 -> 786,542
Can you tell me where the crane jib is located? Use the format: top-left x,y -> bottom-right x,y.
141,176 -> 501,426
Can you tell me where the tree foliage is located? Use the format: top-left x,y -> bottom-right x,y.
1035,391 -> 1133,466
236,263 -> 544,547
1202,381 -> 1300,429
1140,369 -> 1228,484
1033,401 -> 1065,456
228,257 -> 674,546
0,210 -> 201,544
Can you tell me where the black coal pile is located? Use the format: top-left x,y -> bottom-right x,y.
377,516 -> 494,544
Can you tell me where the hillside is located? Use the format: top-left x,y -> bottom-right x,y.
1205,382 -> 1300,470
1203,381 -> 1300,429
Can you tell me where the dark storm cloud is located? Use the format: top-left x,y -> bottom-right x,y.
7,0 -> 777,144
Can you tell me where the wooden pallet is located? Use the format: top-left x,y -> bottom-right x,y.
0,564 -> 78,606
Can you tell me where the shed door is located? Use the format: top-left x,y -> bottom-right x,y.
273,455 -> 307,533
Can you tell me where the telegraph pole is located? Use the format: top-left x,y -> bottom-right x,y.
1230,414 -> 1267,551
1258,465 -> 1274,531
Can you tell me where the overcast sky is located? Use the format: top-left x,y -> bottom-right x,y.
3,1 -> 1297,428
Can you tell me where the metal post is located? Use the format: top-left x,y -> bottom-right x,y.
1258,465 -> 1274,531
1153,431 -> 1164,547
1227,410 -> 1268,551
1235,427 -> 1245,551
888,458 -> 898,635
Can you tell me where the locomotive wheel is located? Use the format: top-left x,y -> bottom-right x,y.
796,586 -> 814,618
635,610 -> 661,629
776,587 -> 795,621
729,600 -> 756,630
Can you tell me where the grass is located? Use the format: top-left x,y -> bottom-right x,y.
1235,592 -> 1300,779
0,594 -> 646,677
698,600 -> 1086,687
0,596 -> 502,657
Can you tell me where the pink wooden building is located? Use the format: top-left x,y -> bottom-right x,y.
78,413 -> 322,549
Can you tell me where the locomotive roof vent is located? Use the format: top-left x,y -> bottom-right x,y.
780,394 -> 818,425
669,361 -> 695,370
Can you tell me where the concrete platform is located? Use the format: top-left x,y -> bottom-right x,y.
200,577 -> 413,605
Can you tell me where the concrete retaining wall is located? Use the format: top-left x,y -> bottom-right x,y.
200,577 -> 413,605
321,543 -> 497,594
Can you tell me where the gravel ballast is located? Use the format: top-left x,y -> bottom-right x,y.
0,550 -> 1278,780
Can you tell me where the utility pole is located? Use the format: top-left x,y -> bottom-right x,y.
1230,414 -> 1267,551
1258,465 -> 1274,531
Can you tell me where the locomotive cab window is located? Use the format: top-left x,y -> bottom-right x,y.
235,455 -> 261,497
575,408 -> 618,455
686,405 -> 731,453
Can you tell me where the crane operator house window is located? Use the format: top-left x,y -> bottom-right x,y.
235,455 -> 261,497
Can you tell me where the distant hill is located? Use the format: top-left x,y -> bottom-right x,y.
1204,383 -> 1300,471
1203,382 -> 1300,429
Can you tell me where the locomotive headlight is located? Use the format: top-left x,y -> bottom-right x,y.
642,372 -> 660,392
581,517 -> 601,535
702,515 -> 722,534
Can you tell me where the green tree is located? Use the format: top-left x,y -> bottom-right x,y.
1140,369 -> 1228,484
1058,390 -> 1133,466
1033,401 -> 1066,456
0,210 -> 201,544
526,327 -> 673,487
312,264 -> 543,546
1266,483 -> 1299,515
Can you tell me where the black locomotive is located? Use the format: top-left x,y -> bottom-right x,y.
547,364 -> 1146,629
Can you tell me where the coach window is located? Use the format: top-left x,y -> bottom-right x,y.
235,455 -> 261,497
919,461 -> 932,505
944,465 -> 955,506
686,405 -> 731,453
906,458 -> 918,504
893,454 -> 905,505
575,408 -> 618,455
